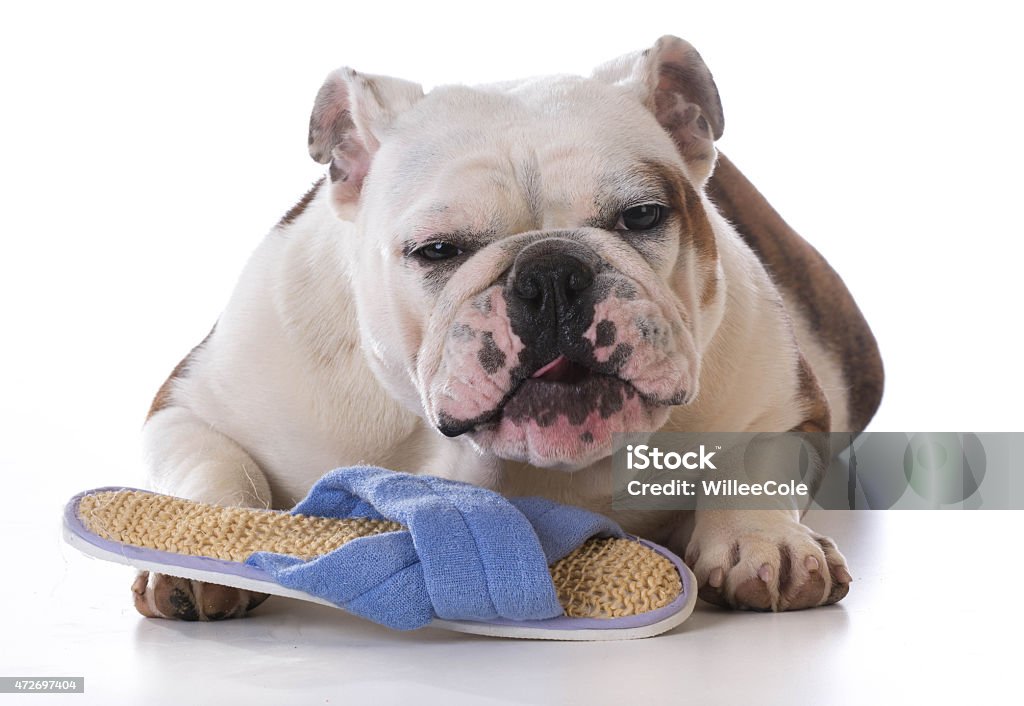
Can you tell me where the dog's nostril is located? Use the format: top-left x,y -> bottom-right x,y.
514,275 -> 542,301
568,269 -> 593,292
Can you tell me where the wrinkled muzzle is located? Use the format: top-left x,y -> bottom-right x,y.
417,233 -> 698,468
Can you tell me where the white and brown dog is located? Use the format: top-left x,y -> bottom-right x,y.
134,36 -> 883,621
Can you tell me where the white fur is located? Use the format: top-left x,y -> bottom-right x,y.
142,37 -> 853,611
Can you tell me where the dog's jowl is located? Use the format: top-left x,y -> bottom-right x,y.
137,35 -> 882,618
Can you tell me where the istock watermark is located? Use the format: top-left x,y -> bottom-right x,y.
611,432 -> 1024,511
625,444 -> 719,470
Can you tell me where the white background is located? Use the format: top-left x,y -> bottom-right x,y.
1,1 -> 1022,704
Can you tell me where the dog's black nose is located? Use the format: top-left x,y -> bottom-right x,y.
511,252 -> 594,316
505,245 -> 599,365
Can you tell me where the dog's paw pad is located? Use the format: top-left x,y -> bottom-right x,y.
132,571 -> 269,621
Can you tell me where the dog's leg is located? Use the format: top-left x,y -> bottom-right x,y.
132,406 -> 274,621
673,434 -> 852,611
680,508 -> 851,611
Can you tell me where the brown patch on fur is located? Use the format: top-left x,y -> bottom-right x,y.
146,327 -> 215,421
680,181 -> 720,307
276,177 -> 324,229
793,353 -> 831,433
790,353 -> 832,500
706,153 -> 883,431
200,583 -> 261,620
643,160 -> 720,306
152,576 -> 199,621
650,161 -> 718,263
133,572 -> 266,621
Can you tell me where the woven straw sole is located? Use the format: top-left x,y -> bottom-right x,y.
66,488 -> 696,639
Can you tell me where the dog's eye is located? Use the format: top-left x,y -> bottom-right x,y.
414,242 -> 464,262
617,204 -> 665,231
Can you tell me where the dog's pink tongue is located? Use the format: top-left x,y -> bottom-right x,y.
532,355 -> 571,380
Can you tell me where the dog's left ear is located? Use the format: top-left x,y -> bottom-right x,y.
308,68 -> 424,219
593,36 -> 724,184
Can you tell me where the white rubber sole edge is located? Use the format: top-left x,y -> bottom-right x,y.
64,521 -> 697,641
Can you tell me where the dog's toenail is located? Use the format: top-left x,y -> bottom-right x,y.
835,566 -> 853,583
757,564 -> 773,583
805,556 -> 820,572
709,567 -> 725,588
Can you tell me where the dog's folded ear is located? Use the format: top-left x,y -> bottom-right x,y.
308,68 -> 424,218
593,36 -> 724,183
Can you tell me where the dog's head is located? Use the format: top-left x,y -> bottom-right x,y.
308,36 -> 726,469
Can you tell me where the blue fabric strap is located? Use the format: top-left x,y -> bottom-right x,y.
245,467 -> 622,630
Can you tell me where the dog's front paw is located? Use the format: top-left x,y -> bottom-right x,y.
684,512 -> 852,611
132,571 -> 269,621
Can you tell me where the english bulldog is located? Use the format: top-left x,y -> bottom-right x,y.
133,35 -> 883,621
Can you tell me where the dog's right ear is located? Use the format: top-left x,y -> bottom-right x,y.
308,68 -> 424,219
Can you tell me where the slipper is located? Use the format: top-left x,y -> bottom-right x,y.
62,467 -> 696,640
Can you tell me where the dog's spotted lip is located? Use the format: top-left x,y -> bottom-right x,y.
437,356 -> 682,438
437,361 -> 615,438
472,373 -> 631,432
